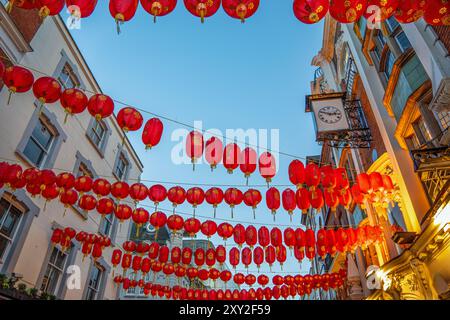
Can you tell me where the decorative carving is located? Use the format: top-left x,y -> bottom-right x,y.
430,78 -> 450,113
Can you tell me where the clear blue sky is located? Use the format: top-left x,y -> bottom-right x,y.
69,1 -> 324,281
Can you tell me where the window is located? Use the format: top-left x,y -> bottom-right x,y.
22,118 -> 56,168
0,198 -> 22,264
405,133 -> 421,150
76,162 -> 94,179
99,213 -> 114,237
413,117 -> 433,145
384,50 -> 395,80
89,120 -> 106,148
40,246 -> 70,295
436,111 -> 450,131
114,153 -> 129,180
85,264 -> 103,300
394,32 -> 412,53
58,63 -> 80,89
385,16 -> 399,33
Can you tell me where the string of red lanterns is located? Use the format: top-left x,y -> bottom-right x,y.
5,0 -> 448,26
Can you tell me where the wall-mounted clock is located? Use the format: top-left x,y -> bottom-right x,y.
318,106 -> 343,124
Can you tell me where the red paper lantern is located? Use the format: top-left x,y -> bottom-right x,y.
259,152 -> 276,186
243,189 -> 262,219
293,0 -> 329,23
194,248 -> 205,267
96,197 -> 115,220
37,169 -> 56,190
114,204 -> 133,223
364,0 -> 399,22
266,187 -> 281,221
305,162 -> 320,196
351,183 -> 365,208
336,228 -> 349,253
74,175 -> 93,194
239,147 -> 257,184
223,143 -> 241,175
182,247 -> 193,266
60,189 -> 78,213
216,245 -> 226,266
184,0 -> 221,23
338,188 -> 352,209
234,273 -> 245,287
295,228 -> 306,252
198,268 -> 209,281
258,226 -> 270,248
245,274 -> 256,287
150,211 -> 167,236
184,217 -> 201,237
220,270 -> 232,284
309,188 -> 324,210
111,249 -> 122,268
326,229 -> 337,257
305,229 -> 316,260
167,214 -> 184,234
205,187 -> 224,218
294,245 -> 305,265
270,227 -> 282,247
424,0 -> 449,26
3,163 -> 22,187
357,173 -> 372,194
205,137 -> 223,171
117,107 -> 143,137
111,181 -> 129,201
66,0 -> 98,18
5,0 -> 36,13
140,0 -> 177,23
216,222 -> 233,242
320,165 -> 336,191
324,189 -> 339,212
253,246 -> 264,271
92,178 -> 111,198
128,183 -> 147,203
35,0 -> 65,19
2,66 -> 34,103
132,208 -> 149,235
288,159 -> 305,189
51,228 -> 63,247
329,0 -> 367,23
186,131 -> 204,170
284,227 -> 296,250
233,223 -> 246,248
78,194 -> 97,212
167,186 -> 186,210
205,248 -> 216,268
265,245 -> 276,270
370,172 -> 384,193
241,247 -> 252,269
296,187 -> 310,214
60,88 -> 88,122
394,0 -> 426,23
224,188 -> 243,218
201,220 -> 217,239
257,274 -> 269,287
276,245 -> 287,269
109,0 -> 139,33
316,229 -> 328,259
245,225 -> 257,248
223,0 -> 259,23
21,167 -> 40,186
148,184 -> 167,209
159,245 -> 170,264
209,268 -> 220,282
142,118 -> 164,150
33,76 -> 62,106
229,247 -> 240,269
282,188 -> 296,221
186,187 -> 205,216
87,94 -> 114,120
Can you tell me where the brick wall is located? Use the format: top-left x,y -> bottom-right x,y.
432,26 -> 450,54
353,75 -> 387,171
8,7 -> 42,44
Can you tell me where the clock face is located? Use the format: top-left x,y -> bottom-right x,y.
317,106 -> 343,124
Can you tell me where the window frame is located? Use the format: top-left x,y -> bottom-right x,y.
113,145 -> 132,182
39,246 -> 71,296
0,198 -> 24,265
86,118 -> 112,158
21,117 -> 56,168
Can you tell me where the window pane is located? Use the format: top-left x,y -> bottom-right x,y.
384,51 -> 395,79
0,207 -> 20,237
395,32 -> 412,53
386,17 -> 399,32
437,111 -> 450,130
23,139 -> 46,167
89,266 -> 101,289
0,236 -> 9,260
32,120 -> 53,149
41,267 -> 60,295
0,199 -> 9,223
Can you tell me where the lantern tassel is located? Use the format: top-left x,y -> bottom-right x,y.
64,112 -> 69,124
136,225 -> 140,238
246,175 -> 249,186
213,207 -> 216,218
43,200 -> 48,211
116,19 -> 122,35
153,14 -> 157,23
273,211 -> 276,222
231,207 -> 234,219
63,208 -> 67,217
289,212 -> 293,223
7,91 -> 13,105
193,207 -> 196,218
253,208 -> 256,220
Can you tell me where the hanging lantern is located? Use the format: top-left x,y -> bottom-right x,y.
96,195 -> 114,219
150,211 -> 167,240
241,247 -> 252,270
320,166 -> 337,192
167,186 -> 186,210
109,0 -> 139,33
148,184 -> 167,209
220,270 -> 232,286
265,246 -> 276,271
159,245 -> 170,264
394,0 -> 426,23
351,183 -> 365,208
258,226 -> 270,248
111,181 -> 129,202
272,275 -> 284,286
253,247 -> 264,271
22,167 -> 40,186
92,178 -> 111,198
335,168 -> 350,192
243,189 -> 262,219
132,208 -> 149,236
111,249 -> 122,270
182,247 -> 193,266
78,194 -> 97,212
305,229 -> 315,260
205,187 -> 224,218
41,183 -> 59,209
194,248 -> 206,267
326,229 -> 337,257
148,242 -> 160,261
294,245 -> 305,266
205,248 -> 216,268
129,182 -> 148,203
117,107 -> 143,143
184,217 -> 201,237
222,0 -> 259,23
217,222 -> 233,242
316,229 -> 328,259
309,188 -> 324,211
197,268 -> 209,282
123,241 -> 136,253
142,118 -> 164,150
50,228 -> 63,250
66,0 -> 98,19
270,227 -> 282,247
5,0 -> 36,13
170,247 -> 182,266
329,0 -> 367,23
186,187 -> 205,217
357,173 -> 372,195
324,189 -> 339,213
233,223 -> 246,248
234,273 -> 245,288
186,131 -> 204,170
60,88 -> 88,123
73,175 -> 92,195
60,189 -> 78,215
141,257 -> 152,276
338,188 -> 352,209
201,220 -> 217,240
216,245 -> 226,266
284,228 -> 296,251
2,66 -> 34,104
276,245 -> 287,270
114,204 -> 133,223
363,0 -> 399,22
229,247 -> 240,270
35,0 -> 65,19
266,187 -> 281,221
282,188 -> 296,222
370,172 -> 384,193
205,137 -> 223,171
296,187 -> 310,214
87,94 -> 114,120
222,143 -> 241,175
336,228 -> 349,254
209,267 -> 220,283
184,0 -> 221,23
167,214 -> 184,234
245,274 -> 256,287
3,164 -> 22,188
263,287 -> 272,300
258,152 -> 276,186
245,225 -> 257,248
288,159 -> 305,189
424,0 -> 449,26
81,241 -> 93,259
239,147 -> 257,185
33,76 -> 62,109
305,162 -> 320,198
224,188 -> 243,218
141,0 -> 177,23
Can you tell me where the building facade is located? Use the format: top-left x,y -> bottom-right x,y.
0,5 -> 143,300
308,14 -> 450,300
